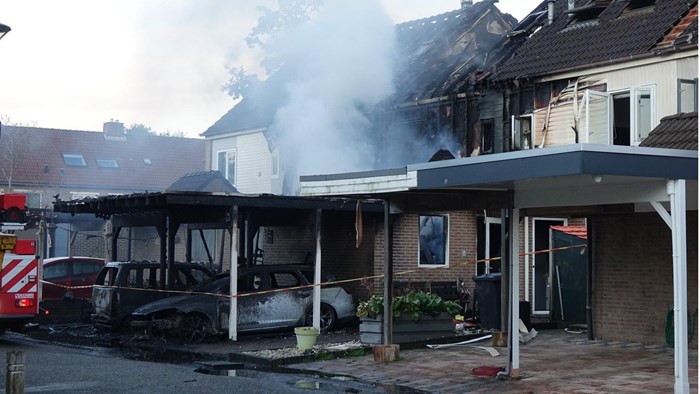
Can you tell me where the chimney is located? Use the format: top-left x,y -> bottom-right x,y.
461,0 -> 473,9
548,0 -> 556,24
103,120 -> 126,141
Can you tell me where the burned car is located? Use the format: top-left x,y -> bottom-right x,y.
92,261 -> 214,329
130,265 -> 355,342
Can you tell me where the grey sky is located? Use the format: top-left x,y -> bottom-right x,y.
0,0 -> 539,137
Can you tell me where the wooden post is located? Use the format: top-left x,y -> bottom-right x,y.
6,351 -> 24,394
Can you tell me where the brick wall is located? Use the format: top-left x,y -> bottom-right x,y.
372,211 -> 478,297
591,212 -> 698,346
320,211 -> 377,300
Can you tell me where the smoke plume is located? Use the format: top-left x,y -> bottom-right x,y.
268,1 -> 397,193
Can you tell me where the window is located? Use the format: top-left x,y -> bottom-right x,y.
481,119 -> 494,154
476,217 -> 501,275
511,114 -> 534,150
678,79 -> 698,113
73,260 -> 102,275
43,262 -> 68,279
238,273 -> 263,293
271,272 -> 300,288
634,86 -> 654,142
14,190 -> 41,208
611,85 -> 656,145
62,153 -> 86,167
271,150 -> 280,179
418,215 -> 449,267
96,159 -> 118,168
217,150 -> 236,185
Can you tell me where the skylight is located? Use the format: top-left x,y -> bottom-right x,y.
96,159 -> 118,168
62,153 -> 86,167
624,0 -> 656,12
143,158 -> 152,165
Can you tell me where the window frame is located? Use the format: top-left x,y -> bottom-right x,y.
677,78 -> 698,113
62,153 -> 86,167
96,158 -> 119,168
417,214 -> 449,268
481,118 -> 495,154
511,114 -> 534,150
631,84 -> 656,144
216,149 -> 237,186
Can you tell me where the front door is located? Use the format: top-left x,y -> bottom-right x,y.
532,218 -> 566,315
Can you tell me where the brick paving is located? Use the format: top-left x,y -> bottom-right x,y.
287,330 -> 698,393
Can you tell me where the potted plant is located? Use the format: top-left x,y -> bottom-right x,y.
356,290 -> 461,344
294,326 -> 319,350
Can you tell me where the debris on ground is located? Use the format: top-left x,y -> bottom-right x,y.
243,340 -> 367,360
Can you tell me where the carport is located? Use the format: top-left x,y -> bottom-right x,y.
53,191 -> 383,340
300,144 -> 697,393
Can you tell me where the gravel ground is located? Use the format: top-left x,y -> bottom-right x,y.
23,320 -> 364,356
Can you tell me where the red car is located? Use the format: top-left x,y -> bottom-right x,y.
42,257 -> 105,300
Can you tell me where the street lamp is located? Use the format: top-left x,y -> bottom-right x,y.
0,23 -> 11,41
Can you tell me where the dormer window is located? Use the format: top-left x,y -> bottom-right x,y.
62,153 -> 86,167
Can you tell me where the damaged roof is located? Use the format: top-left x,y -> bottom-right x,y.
389,0 -> 516,103
640,112 -> 698,150
493,0 -> 698,81
0,126 -> 205,193
202,1 -> 517,137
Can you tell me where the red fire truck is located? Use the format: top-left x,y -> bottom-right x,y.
0,193 -> 41,333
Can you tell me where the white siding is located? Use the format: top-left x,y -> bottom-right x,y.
539,101 -> 577,147
537,54 -> 698,147
236,133 -> 272,194
584,55 -> 698,124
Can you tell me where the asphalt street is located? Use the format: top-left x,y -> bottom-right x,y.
0,331 -> 401,394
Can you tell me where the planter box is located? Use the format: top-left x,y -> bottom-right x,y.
359,312 -> 455,344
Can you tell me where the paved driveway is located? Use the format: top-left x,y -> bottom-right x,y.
288,330 -> 698,393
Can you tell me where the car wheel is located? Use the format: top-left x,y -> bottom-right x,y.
306,303 -> 337,332
177,313 -> 210,343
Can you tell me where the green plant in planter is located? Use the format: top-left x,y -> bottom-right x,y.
356,290 -> 461,320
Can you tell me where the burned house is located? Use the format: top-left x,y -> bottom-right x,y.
300,0 -> 698,388
201,0 -> 518,195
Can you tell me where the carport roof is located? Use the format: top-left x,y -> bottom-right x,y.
301,144 -> 697,209
52,191 -> 384,220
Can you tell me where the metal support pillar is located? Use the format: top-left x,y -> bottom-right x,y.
509,208 -> 520,377
228,206 -> 239,341
383,200 -> 393,345
313,209 -> 322,330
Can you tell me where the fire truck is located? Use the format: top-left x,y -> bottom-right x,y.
0,193 -> 41,333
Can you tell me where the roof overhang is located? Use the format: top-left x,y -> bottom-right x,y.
301,144 -> 698,212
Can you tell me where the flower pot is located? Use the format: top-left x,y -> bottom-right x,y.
294,327 -> 319,350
